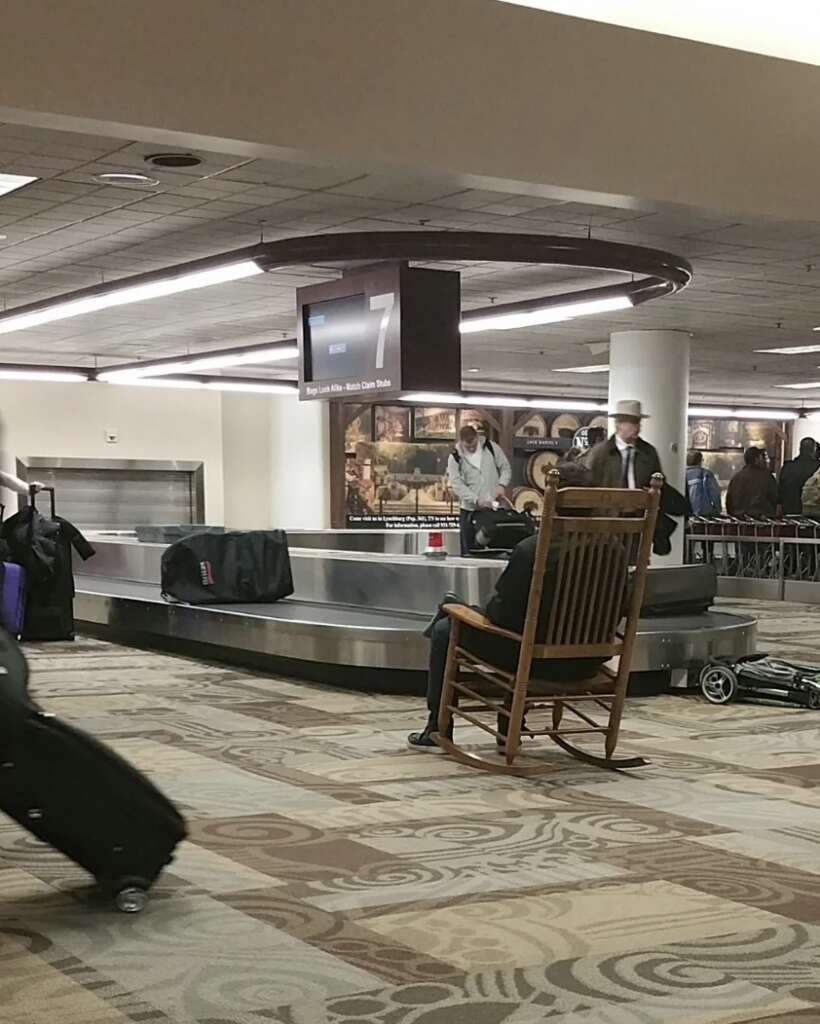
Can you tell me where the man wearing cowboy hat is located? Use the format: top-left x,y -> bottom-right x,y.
587,399 -> 664,490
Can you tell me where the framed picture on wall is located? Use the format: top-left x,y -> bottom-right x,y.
688,419 -> 716,450
374,406 -> 411,442
413,406 -> 457,440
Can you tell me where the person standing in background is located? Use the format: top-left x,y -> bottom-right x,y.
778,437 -> 820,516
726,447 -> 777,517
447,425 -> 511,555
686,451 -> 722,516
587,400 -> 663,489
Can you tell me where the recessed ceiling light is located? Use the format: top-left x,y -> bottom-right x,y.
0,173 -> 37,198
145,152 -> 202,168
467,367 -> 480,373
756,344 -> 820,354
96,172 -> 160,187
554,364 -> 610,373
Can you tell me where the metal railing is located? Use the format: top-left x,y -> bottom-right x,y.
686,516 -> 820,591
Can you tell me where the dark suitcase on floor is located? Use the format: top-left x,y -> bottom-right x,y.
0,561 -> 26,636
641,564 -> 717,616
0,630 -> 187,912
161,529 -> 294,605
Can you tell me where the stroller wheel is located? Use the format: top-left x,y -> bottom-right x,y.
700,664 -> 738,705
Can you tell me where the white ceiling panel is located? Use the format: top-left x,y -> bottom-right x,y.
0,122 -> 819,402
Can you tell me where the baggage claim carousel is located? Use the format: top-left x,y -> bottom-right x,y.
75,531 -> 756,695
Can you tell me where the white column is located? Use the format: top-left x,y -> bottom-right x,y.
791,415 -> 820,458
609,329 -> 691,565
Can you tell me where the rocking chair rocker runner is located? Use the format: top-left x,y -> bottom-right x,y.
433,470 -> 663,774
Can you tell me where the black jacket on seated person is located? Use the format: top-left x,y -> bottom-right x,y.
470,534 -> 606,680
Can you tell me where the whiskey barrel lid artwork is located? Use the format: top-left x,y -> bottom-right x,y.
527,450 -> 561,488
512,486 -> 544,515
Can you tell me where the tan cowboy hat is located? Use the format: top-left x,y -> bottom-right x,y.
611,399 -> 649,419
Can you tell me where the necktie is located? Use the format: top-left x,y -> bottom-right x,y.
622,446 -> 634,488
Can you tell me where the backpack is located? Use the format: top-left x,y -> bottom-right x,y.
802,469 -> 820,515
687,469 -> 718,517
451,439 -> 501,471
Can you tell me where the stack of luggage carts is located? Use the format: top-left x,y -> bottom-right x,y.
0,486 -> 188,912
688,514 -> 820,582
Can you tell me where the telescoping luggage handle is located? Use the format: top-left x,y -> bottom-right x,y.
29,484 -> 56,519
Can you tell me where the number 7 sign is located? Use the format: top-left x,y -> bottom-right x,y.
369,292 -> 395,370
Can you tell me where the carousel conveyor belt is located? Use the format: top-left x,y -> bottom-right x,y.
74,572 -> 757,693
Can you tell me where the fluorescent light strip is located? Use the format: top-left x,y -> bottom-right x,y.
99,343 -> 298,382
106,376 -> 297,395
735,408 -> 799,421
773,382 -> 820,390
0,260 -> 264,336
0,368 -> 88,383
402,394 -> 797,420
0,173 -> 37,198
554,364 -> 609,374
399,392 -> 608,412
459,295 -> 632,334
530,398 -> 606,411
755,345 -> 820,355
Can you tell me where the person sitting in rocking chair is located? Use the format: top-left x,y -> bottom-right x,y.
408,462 -> 607,750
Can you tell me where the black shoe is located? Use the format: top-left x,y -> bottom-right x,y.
407,720 -> 453,751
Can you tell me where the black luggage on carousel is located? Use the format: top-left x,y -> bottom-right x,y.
0,629 -> 187,912
161,528 -> 294,605
471,506 -> 535,553
0,487 -> 95,641
640,564 -> 717,617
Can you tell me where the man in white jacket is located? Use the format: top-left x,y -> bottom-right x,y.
447,425 -> 512,555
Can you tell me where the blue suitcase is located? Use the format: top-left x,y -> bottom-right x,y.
0,562 -> 25,637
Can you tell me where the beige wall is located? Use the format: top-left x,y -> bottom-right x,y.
0,381 -> 330,530
1,0 -> 819,219
0,381 -> 225,520
221,393 -> 272,529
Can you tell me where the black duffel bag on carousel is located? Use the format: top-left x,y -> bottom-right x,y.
161,529 -> 294,605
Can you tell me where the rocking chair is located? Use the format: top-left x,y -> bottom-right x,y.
433,470 -> 662,774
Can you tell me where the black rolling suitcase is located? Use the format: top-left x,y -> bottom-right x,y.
0,630 -> 187,912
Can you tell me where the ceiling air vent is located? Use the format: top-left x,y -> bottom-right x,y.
145,153 -> 203,169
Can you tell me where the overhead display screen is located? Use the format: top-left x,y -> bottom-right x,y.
303,294 -> 368,383
297,262 -> 461,401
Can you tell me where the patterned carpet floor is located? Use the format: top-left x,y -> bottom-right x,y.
2,598 -> 820,1023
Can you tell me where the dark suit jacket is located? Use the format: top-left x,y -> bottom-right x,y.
587,436 -> 663,489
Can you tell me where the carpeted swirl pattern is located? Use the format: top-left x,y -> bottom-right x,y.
2,598 -> 820,1023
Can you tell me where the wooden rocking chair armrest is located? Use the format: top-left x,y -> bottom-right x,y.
442,603 -> 523,642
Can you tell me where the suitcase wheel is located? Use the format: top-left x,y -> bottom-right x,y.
115,886 -> 148,914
